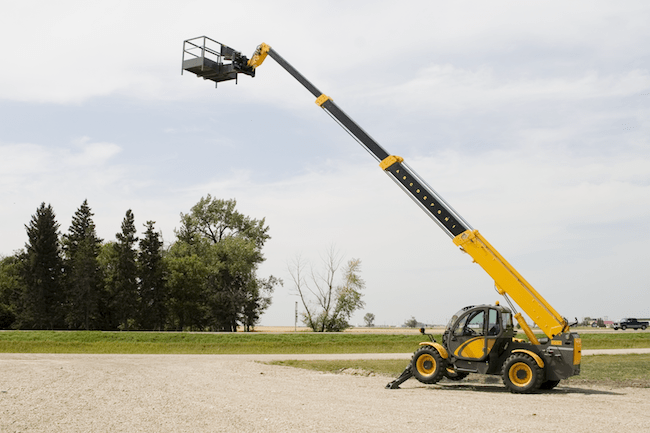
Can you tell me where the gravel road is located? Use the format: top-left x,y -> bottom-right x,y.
1,352 -> 649,433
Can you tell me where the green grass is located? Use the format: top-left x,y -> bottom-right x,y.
0,331 -> 425,354
1,330 -> 649,354
540,332 -> 650,350
269,354 -> 650,388
565,354 -> 650,387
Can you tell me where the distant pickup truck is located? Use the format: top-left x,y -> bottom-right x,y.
612,318 -> 648,330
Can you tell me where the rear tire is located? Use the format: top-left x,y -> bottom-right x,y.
411,346 -> 445,384
502,353 -> 544,394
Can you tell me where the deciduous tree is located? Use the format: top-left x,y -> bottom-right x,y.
171,196 -> 278,331
363,312 -> 375,327
289,247 -> 365,332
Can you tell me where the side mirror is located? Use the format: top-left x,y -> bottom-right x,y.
419,327 -> 426,335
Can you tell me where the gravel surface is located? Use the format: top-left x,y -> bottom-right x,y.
1,353 -> 649,433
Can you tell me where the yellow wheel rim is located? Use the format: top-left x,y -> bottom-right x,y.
509,362 -> 532,387
416,354 -> 436,376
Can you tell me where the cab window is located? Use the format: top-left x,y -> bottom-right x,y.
453,310 -> 485,337
502,312 -> 513,329
488,309 -> 500,336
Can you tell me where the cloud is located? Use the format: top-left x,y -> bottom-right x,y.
1,0 -> 649,325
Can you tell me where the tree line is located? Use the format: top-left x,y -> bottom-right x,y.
0,195 -> 280,331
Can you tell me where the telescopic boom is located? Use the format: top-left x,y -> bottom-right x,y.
181,36 -> 572,342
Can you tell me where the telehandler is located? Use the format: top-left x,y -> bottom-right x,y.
181,37 -> 581,393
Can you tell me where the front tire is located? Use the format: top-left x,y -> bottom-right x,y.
502,353 -> 544,394
411,346 -> 445,384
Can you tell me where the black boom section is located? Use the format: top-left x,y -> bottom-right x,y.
267,47 -> 466,237
320,99 -> 390,162
268,49 -> 390,162
384,162 -> 468,237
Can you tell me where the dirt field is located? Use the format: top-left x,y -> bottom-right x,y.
1,353 -> 649,433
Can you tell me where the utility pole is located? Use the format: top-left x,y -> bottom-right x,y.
294,301 -> 298,332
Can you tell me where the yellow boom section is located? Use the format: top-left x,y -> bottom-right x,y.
453,229 -> 569,338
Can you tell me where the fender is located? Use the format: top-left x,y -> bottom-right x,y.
419,342 -> 449,359
511,349 -> 545,368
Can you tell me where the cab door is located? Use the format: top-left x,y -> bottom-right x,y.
448,308 -> 501,361
447,308 -> 487,360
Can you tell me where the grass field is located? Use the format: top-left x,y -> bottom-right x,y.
1,329 -> 649,354
0,331 -> 426,354
268,354 -> 650,388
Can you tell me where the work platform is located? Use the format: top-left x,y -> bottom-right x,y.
181,36 -> 255,85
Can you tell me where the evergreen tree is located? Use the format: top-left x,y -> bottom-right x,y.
17,203 -> 64,329
109,210 -> 139,330
138,221 -> 166,330
62,199 -> 103,330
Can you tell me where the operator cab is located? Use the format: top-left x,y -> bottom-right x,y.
443,304 -> 515,362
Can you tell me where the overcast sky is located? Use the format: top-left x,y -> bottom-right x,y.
1,1 -> 649,326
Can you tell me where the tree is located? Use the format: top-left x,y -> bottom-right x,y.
176,196 -> 269,248
106,210 -> 139,330
17,203 -> 64,329
241,275 -> 279,332
62,200 -> 103,330
289,248 -> 365,332
363,312 -> 375,327
165,250 -> 209,331
170,196 -> 278,331
138,221 -> 166,330
0,255 -> 24,329
404,316 -> 419,328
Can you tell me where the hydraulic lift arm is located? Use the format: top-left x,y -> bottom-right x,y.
181,37 -> 572,341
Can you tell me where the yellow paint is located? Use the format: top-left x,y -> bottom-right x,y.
416,353 -> 436,376
515,313 -> 540,345
511,349 -> 544,368
453,229 -> 568,339
573,338 -> 582,365
379,155 -> 404,170
551,340 -> 563,346
419,342 -> 449,359
454,337 -> 485,358
247,43 -> 270,69
315,94 -> 332,106
509,362 -> 533,387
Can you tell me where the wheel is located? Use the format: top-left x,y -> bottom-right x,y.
502,353 -> 544,394
643,325 -> 647,330
621,325 -> 627,330
444,367 -> 469,381
411,346 -> 445,384
539,379 -> 561,390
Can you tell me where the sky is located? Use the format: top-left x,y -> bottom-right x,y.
1,1 -> 649,327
